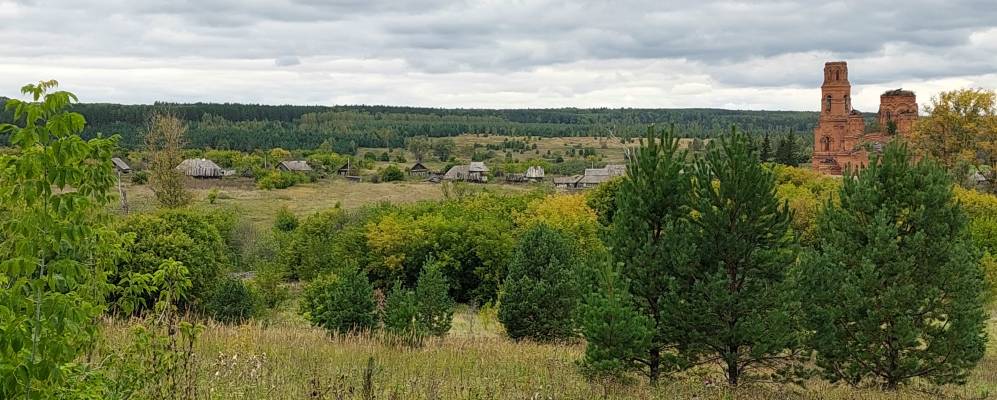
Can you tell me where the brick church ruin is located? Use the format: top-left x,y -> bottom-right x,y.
812,61 -> 918,174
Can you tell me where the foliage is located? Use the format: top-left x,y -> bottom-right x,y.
578,261 -> 653,382
498,224 -> 581,342
382,281 -> 425,345
379,164 -> 405,182
207,188 -> 219,204
114,209 -> 230,311
514,192 -> 602,253
256,170 -> 306,190
0,81 -> 125,398
585,176 -> 624,226
415,258 -> 455,337
607,127 -> 695,384
301,267 -> 378,335
130,170 -> 149,184
205,276 -> 259,324
912,88 -> 997,191
432,137 -> 456,161
794,143 -> 988,389
251,261 -> 289,309
273,206 -> 299,232
666,131 -> 798,386
145,112 -> 189,208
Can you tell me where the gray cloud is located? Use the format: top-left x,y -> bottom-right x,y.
0,0 -> 995,108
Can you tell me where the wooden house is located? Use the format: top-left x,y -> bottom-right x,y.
176,158 -> 223,178
409,162 -> 430,177
277,160 -> 312,172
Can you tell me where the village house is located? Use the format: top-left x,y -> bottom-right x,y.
409,162 -> 430,177
277,160 -> 313,172
443,161 -> 489,183
575,164 -> 625,189
177,158 -> 223,178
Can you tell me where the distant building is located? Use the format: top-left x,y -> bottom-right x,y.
336,160 -> 359,177
111,157 -> 132,174
409,162 -> 430,177
812,61 -> 918,175
176,158 -> 223,178
277,160 -> 313,172
443,162 -> 489,183
553,175 -> 582,189
525,166 -> 545,182
576,164 -> 625,188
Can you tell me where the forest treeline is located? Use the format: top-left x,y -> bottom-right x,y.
0,99 -> 830,152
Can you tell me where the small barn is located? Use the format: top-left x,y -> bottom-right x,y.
554,175 -> 582,189
575,164 -> 626,189
443,162 -> 489,183
409,162 -> 430,177
525,166 -> 545,182
111,157 -> 132,174
468,162 -> 489,181
176,158 -> 223,179
278,160 -> 312,172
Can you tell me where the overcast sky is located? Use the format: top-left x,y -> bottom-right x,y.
1,0 -> 996,111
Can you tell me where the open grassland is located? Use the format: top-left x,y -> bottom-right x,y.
101,308 -> 997,400
117,177 -> 530,228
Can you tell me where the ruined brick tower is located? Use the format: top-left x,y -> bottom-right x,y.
812,61 -> 918,174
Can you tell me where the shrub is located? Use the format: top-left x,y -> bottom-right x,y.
206,276 -> 259,324
301,267 -> 377,335
380,164 -> 405,182
252,261 -> 289,309
131,170 -> 149,184
256,170 -> 305,190
115,209 -> 230,311
207,188 -> 219,204
416,259 -> 455,337
274,206 -> 299,232
498,224 -> 580,342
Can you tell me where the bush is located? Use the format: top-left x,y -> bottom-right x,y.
274,206 -> 299,232
498,224 -> 580,342
131,170 -> 149,184
115,209 -> 230,312
256,171 -> 305,190
207,188 -> 219,204
206,276 -> 259,324
382,281 -> 424,345
380,165 -> 405,182
301,267 -> 377,335
252,261 -> 289,309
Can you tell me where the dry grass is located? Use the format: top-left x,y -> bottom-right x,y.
100,308 -> 997,400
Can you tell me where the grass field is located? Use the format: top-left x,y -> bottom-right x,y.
100,306 -> 997,400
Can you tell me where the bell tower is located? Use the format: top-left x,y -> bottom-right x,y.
813,61 -> 864,174
821,62 -> 851,117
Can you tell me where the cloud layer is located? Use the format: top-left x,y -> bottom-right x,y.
1,0 -> 996,110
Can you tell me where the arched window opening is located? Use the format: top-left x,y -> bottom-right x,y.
844,95 -> 850,111
821,136 -> 832,152
826,95 -> 832,112
835,70 -> 840,81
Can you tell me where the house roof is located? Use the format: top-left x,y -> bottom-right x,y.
410,162 -> 429,172
469,162 -> 489,172
554,175 -> 582,185
443,165 -> 470,180
279,160 -> 312,171
176,158 -> 222,177
111,157 -> 131,171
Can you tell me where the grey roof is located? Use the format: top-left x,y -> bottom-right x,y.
525,166 -> 545,178
278,160 -> 312,171
443,165 -> 470,180
176,158 -> 223,177
111,157 -> 131,171
410,162 -> 430,172
469,162 -> 489,173
578,164 -> 626,185
554,175 -> 582,185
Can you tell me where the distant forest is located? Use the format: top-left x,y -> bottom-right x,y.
1,100 -> 839,153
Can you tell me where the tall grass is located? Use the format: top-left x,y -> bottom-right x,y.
98,307 -> 997,400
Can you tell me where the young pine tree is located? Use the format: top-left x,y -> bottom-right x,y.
498,224 -> 580,342
304,267 -> 378,335
415,258 -> 455,337
760,132 -> 772,162
579,261 -> 653,381
383,281 -> 424,344
608,126 -> 696,384
665,131 -> 798,386
794,143 -> 987,389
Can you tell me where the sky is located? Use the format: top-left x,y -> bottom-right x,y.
1,0 -> 996,111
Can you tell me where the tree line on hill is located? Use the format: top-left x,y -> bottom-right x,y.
0,98 -> 824,152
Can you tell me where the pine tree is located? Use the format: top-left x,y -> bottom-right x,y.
579,261 -> 652,381
498,224 -> 580,342
760,132 -> 772,162
383,281 -> 424,345
415,258 -> 455,337
315,267 -> 378,335
794,143 -> 987,389
608,126 -> 696,384
774,134 -> 794,166
664,131 -> 798,386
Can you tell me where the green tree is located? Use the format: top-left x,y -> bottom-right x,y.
380,164 -> 405,182
415,258 -> 455,337
911,88 -> 997,191
0,81 -> 126,398
666,131 -> 798,386
774,133 -> 799,166
382,281 -> 424,345
794,143 -> 987,389
760,132 -> 772,162
608,127 -> 695,384
579,261 -> 652,381
145,112 -> 189,208
301,267 -> 377,335
406,136 -> 431,162
498,224 -> 580,342
205,276 -> 259,324
432,138 -> 456,162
